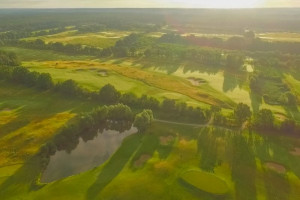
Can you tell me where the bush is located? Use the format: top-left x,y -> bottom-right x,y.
99,84 -> 121,104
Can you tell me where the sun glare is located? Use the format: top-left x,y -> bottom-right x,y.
170,0 -> 265,8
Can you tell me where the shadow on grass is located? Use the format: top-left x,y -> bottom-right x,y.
0,155 -> 44,199
0,116 -> 30,137
86,133 -> 143,199
284,105 -> 300,123
250,92 -> 262,114
264,170 -> 290,200
178,178 -> 230,200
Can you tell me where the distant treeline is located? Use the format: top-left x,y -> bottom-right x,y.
1,9 -> 300,33
6,34 -> 245,70
0,28 -> 67,45
161,32 -> 300,54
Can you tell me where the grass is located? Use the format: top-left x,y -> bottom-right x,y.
285,74 -> 300,102
258,32 -> 300,42
22,60 -> 213,108
1,118 -> 300,200
180,169 -> 229,195
22,30 -> 130,48
171,68 -> 252,106
0,81 -> 96,166
0,46 -> 93,61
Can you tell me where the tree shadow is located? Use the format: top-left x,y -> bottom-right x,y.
250,92 -> 262,114
263,170 -> 291,200
222,69 -> 247,93
86,133 -> 143,200
230,135 -> 257,200
132,58 -> 221,76
222,70 -> 239,93
178,178 -> 230,200
284,105 -> 300,123
0,155 -> 44,199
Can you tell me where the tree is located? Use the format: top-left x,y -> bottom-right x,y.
162,98 -> 176,112
253,109 -> 274,129
91,106 -> 109,122
37,73 -> 54,90
234,103 -> 252,125
107,104 -> 133,122
226,53 -> 244,70
133,109 -> 154,132
243,30 -> 255,40
56,79 -> 82,97
120,92 -> 138,106
99,84 -> 121,104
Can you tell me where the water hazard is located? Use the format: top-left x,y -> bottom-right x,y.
41,126 -> 137,183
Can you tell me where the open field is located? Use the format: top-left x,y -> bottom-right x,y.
257,32 -> 300,42
0,46 -> 93,61
22,30 -> 131,48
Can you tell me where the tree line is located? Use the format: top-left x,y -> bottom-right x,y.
0,51 -> 20,66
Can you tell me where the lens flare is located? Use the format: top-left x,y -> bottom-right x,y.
162,0 -> 265,8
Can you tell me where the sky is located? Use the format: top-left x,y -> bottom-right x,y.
0,0 -> 299,8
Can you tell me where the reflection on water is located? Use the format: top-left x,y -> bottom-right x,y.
41,127 -> 137,183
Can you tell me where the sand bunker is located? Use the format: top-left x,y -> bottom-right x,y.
290,147 -> 300,156
265,162 -> 286,174
134,154 -> 151,167
159,135 -> 174,145
187,77 -> 206,86
97,69 -> 107,76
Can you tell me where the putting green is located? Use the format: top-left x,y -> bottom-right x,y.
181,170 -> 229,195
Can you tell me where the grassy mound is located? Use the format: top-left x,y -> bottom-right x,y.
180,170 -> 229,195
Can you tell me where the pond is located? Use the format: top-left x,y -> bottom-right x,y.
41,126 -> 137,183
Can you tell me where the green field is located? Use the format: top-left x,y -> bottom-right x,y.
0,46 -> 93,61
180,170 -> 229,195
258,32 -> 300,42
0,81 -> 95,166
22,30 -> 131,48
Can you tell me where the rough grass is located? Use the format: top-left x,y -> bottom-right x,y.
180,169 -> 229,195
0,81 -> 95,166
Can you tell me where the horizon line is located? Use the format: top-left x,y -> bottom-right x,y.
1,7 -> 300,9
